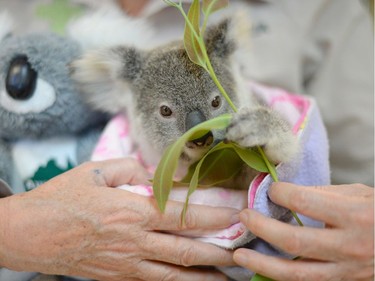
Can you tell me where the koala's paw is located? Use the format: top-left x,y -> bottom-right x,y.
226,106 -> 299,164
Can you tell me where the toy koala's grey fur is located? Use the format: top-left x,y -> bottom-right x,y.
0,15 -> 107,198
72,18 -> 298,189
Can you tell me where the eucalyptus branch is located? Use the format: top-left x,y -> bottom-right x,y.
164,0 -> 237,112
205,58 -> 238,112
161,0 -> 304,230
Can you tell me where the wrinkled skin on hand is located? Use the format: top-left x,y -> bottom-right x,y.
0,158 -> 238,281
234,182 -> 374,281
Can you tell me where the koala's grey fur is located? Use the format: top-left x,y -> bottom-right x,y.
72,19 -> 298,189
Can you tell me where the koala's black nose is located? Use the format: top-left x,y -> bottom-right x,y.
186,110 -> 206,131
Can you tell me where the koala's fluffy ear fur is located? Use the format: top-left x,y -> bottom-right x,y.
204,14 -> 251,60
71,46 -> 144,113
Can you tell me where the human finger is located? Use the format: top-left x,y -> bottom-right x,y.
137,260 -> 228,281
239,209 -> 345,260
268,182 -> 357,226
298,183 -> 373,197
233,248 -> 339,281
140,231 -> 235,267
83,158 -> 150,187
147,200 -> 240,231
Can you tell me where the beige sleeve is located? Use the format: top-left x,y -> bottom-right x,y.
303,0 -> 374,185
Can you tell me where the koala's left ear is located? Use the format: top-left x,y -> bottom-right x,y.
71,46 -> 144,113
204,14 -> 251,59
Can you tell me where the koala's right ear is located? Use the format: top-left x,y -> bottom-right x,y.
71,46 -> 144,113
204,13 -> 251,61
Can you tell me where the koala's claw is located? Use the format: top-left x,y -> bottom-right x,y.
226,107 -> 299,164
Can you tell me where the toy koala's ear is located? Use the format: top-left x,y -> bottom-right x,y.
71,46 -> 144,113
204,15 -> 251,59
0,11 -> 14,41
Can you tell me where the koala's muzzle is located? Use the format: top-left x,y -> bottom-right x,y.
186,110 -> 213,148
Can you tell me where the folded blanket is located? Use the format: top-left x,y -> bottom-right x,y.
91,81 -> 330,280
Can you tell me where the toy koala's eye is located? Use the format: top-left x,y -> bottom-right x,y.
211,96 -> 221,108
160,105 -> 173,117
5,55 -> 37,100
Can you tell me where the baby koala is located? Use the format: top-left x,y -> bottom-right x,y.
71,19 -> 298,189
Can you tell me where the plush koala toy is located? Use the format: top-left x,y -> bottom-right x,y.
71,19 -> 298,189
0,13 -> 107,198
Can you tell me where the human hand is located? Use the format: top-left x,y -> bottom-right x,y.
0,158 -> 238,281
233,182 -> 374,281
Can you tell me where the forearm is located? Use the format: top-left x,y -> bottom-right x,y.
0,195 -> 13,269
0,192 -> 58,273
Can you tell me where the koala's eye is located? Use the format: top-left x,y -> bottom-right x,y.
6,55 -> 37,100
211,96 -> 221,108
160,105 -> 173,117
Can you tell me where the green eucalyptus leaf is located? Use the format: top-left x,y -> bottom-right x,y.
256,146 -> 278,182
152,144 -> 178,212
202,0 -> 229,16
232,144 -> 270,173
163,0 -> 181,8
201,0 -> 228,34
180,141 -> 276,221
181,143 -> 243,222
184,0 -> 206,67
182,142 -> 240,184
187,143 -> 241,194
153,114 -> 232,212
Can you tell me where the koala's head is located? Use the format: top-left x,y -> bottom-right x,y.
0,15 -> 106,141
72,19 -> 251,166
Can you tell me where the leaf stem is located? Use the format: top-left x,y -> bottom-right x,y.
257,146 -> 304,227
205,58 -> 238,112
171,0 -> 237,113
257,146 -> 278,182
292,211 -> 304,227
201,13 -> 210,35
